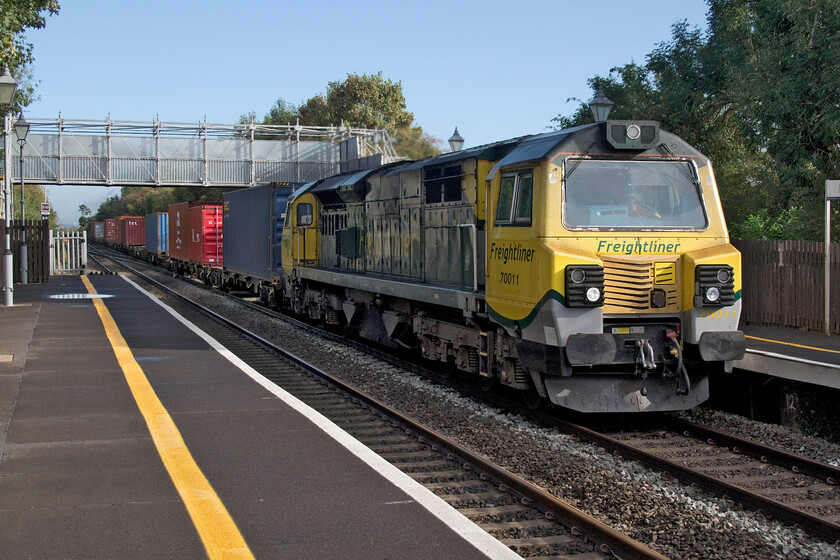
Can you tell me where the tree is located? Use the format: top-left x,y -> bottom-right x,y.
249,72 -> 439,160
0,0 -> 61,110
392,126 -> 440,160
264,98 -> 300,126
551,3 -> 839,240
78,204 -> 92,229
705,0 -> 840,240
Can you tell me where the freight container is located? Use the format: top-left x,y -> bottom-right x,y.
104,218 -> 117,243
189,203 -> 223,266
168,202 -> 192,261
117,216 -> 145,247
92,221 -> 104,240
223,183 -> 295,281
145,212 -> 169,255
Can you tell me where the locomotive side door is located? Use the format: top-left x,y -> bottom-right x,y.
291,195 -> 319,266
485,168 -> 539,318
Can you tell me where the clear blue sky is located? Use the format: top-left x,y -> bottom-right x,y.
25,0 -> 710,224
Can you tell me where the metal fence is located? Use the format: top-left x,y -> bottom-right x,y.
735,240 -> 840,334
50,229 -> 87,276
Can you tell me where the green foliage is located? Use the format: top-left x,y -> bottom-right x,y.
391,126 -> 441,161
246,72 -> 434,159
0,0 -> 60,111
729,206 -> 812,240
250,72 -> 414,131
90,186 -> 232,222
77,204 -> 91,229
12,183 -> 55,227
554,2 -> 840,241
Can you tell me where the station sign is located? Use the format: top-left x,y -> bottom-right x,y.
827,180 -> 840,200
40,202 -> 50,218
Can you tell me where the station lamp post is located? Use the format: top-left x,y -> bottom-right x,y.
0,66 -> 18,306
448,127 -> 464,152
14,112 -> 29,284
589,90 -> 614,122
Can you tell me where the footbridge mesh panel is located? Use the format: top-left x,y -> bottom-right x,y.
4,117 -> 399,188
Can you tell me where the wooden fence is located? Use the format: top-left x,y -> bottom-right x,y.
0,219 -> 50,284
735,240 -> 840,334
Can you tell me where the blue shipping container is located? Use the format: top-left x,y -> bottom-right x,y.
145,212 -> 169,255
223,184 -> 295,281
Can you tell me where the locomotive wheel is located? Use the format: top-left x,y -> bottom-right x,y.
439,360 -> 457,379
478,374 -> 495,392
522,383 -> 546,410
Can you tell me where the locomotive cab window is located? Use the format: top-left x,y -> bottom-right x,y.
495,171 -> 533,225
296,203 -> 313,226
563,159 -> 708,230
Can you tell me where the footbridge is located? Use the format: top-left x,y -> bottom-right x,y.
1,115 -> 399,217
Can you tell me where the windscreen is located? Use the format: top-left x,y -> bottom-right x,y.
563,159 -> 708,229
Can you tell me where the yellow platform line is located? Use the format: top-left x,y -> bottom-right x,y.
81,276 -> 253,560
746,335 -> 840,355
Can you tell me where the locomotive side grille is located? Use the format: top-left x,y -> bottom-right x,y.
602,256 -> 680,313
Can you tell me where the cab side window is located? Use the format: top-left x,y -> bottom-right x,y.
495,171 -> 533,225
297,203 -> 313,226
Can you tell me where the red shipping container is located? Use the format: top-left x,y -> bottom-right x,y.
189,204 -> 223,265
105,218 -> 117,242
168,202 -> 192,261
117,216 -> 145,246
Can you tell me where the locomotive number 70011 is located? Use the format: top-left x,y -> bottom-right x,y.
499,272 -> 520,285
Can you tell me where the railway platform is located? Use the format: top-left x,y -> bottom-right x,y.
739,324 -> 840,389
0,275 -> 518,560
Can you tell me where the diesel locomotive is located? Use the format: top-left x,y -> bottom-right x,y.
272,118 -> 745,413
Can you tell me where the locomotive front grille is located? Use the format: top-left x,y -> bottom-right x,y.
601,255 -> 680,314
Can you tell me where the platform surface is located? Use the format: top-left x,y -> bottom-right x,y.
742,324 -> 840,365
739,323 -> 840,389
0,276 -> 517,559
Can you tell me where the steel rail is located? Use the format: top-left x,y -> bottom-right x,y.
553,416 -> 840,544
661,415 -> 840,486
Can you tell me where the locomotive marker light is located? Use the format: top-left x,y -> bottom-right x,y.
0,65 -> 18,306
448,127 -> 464,152
14,112 -> 30,284
826,179 -> 840,334
589,90 -> 614,122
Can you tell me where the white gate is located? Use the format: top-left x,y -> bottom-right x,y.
50,230 -> 87,275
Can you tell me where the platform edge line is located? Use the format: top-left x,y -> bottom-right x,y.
81,275 -> 254,560
119,274 -> 523,560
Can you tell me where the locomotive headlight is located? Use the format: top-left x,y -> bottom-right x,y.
705,286 -> 721,303
565,265 -> 605,307
695,264 -> 736,308
570,268 -> 586,283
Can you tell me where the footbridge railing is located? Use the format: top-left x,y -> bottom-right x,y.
2,116 -> 398,190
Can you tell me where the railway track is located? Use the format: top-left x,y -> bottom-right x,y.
90,247 -> 665,560
91,245 -> 840,552
592,415 -> 840,543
